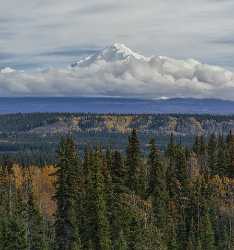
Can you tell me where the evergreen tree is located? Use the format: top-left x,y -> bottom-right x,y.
186,239 -> 193,250
110,150 -> 128,248
25,192 -> 44,250
166,133 -> 176,159
54,137 -> 82,250
192,135 -> 206,157
166,214 -> 178,250
0,218 -> 8,250
196,239 -> 202,250
175,146 -> 189,191
216,135 -> 228,176
81,148 -> 93,249
186,219 -> 196,250
226,130 -> 233,144
148,139 -> 168,233
166,133 -> 179,199
147,138 -> 157,196
200,211 -> 216,250
199,135 -> 206,156
226,131 -> 234,177
114,230 -> 128,250
166,161 -> 178,200
20,167 -> 45,250
5,217 -> 27,250
126,129 -> 145,196
84,149 -> 112,250
208,133 -> 218,175
192,136 -> 200,155
111,150 -> 127,194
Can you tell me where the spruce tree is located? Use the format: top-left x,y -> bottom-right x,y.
166,133 -> 177,161
94,150 -> 112,250
199,135 -> 206,156
166,133 -> 179,199
5,217 -> 27,250
227,131 -> 234,177
193,136 -> 200,155
111,150 -> 127,194
110,150 -> 127,248
20,167 -> 45,250
25,192 -> 44,250
147,138 -> 157,196
148,139 -> 168,232
0,218 -> 8,250
102,150 -> 114,216
126,129 -> 145,196
175,146 -> 189,191
208,133 -> 218,175
196,239 -> 202,250
84,149 -> 112,250
54,137 -> 82,250
200,211 -> 216,250
217,136 -> 228,176
114,230 -> 128,250
81,148 -> 93,249
186,219 -> 196,250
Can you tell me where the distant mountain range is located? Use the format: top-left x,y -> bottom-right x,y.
0,97 -> 234,114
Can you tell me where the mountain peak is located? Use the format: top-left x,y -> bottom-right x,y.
109,43 -> 130,51
0,67 -> 16,74
72,43 -> 147,67
70,44 -> 234,95
100,43 -> 146,61
107,43 -> 138,56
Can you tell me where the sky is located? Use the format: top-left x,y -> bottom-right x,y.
0,0 -> 234,98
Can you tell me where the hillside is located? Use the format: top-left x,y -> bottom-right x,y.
0,113 -> 234,136
0,113 -> 234,166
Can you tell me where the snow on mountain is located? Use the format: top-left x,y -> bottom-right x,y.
71,43 -> 233,86
71,43 -> 148,67
0,43 -> 234,99
0,67 -> 16,74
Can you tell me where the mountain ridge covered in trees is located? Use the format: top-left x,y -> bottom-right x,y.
1,113 -> 234,135
2,113 -> 234,167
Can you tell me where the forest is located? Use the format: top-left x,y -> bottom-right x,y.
0,129 -> 234,249
1,112 -> 234,167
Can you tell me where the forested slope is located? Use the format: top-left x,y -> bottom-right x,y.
0,131 -> 234,249
1,113 -> 234,167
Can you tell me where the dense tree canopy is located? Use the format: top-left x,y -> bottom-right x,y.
0,130 -> 233,249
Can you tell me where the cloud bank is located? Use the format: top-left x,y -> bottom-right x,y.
0,43 -> 234,99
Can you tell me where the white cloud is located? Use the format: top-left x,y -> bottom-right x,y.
0,44 -> 234,99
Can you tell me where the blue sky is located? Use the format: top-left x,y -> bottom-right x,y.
1,0 -> 234,70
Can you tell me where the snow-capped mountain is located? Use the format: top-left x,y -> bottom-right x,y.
71,43 -> 148,67
71,43 -> 233,87
0,67 -> 16,74
0,43 -> 234,99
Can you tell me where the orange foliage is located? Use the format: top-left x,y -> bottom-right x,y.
12,165 -> 56,219
209,175 -> 234,218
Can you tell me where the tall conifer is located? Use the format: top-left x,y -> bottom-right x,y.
126,129 -> 145,196
54,137 -> 81,250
